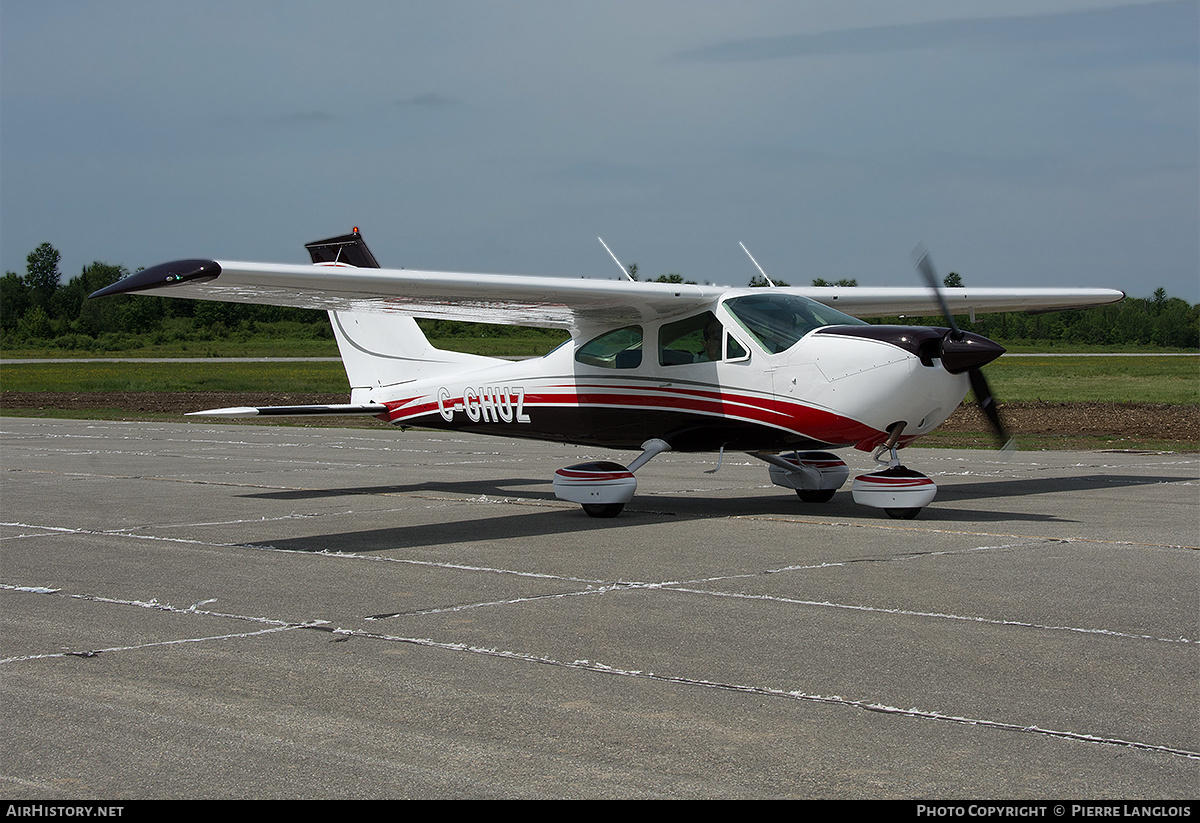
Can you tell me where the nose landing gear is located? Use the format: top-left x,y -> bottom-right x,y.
851,424 -> 937,519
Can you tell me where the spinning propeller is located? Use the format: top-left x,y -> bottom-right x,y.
912,245 -> 1014,450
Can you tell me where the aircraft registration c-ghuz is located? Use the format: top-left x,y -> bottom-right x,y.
90,230 -> 1124,519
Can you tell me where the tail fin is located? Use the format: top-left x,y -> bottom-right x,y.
306,230 -> 496,403
329,312 -> 495,402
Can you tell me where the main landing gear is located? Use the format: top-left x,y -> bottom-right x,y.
553,429 -> 938,520
552,439 -> 671,518
759,451 -> 850,504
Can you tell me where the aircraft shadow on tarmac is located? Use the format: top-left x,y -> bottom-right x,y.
244,479 -> 556,503
238,471 -> 1188,553
247,505 -> 648,554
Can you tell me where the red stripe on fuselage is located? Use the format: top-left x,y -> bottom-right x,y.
382,382 -> 881,446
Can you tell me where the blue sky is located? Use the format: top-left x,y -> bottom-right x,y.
2,0 -> 1196,301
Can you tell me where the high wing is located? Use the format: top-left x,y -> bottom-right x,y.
90,257 -> 1124,329
89,258 -> 719,330
794,286 -> 1125,317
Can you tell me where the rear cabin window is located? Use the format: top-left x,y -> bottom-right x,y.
575,326 -> 643,369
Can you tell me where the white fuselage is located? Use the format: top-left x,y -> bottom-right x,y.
367,298 -> 971,454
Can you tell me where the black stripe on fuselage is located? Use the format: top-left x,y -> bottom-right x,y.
392,406 -> 834,452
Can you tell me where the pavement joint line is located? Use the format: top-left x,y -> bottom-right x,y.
662,586 -> 1195,645
317,624 -> 1200,763
4,582 -> 1195,764
10,538 -> 1193,647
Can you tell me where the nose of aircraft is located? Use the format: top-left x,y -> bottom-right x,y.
937,329 -> 1005,374
808,324 -> 1010,444
814,324 -> 1004,374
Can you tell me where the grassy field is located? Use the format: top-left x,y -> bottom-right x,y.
2,354 -> 1196,404
0,360 -> 352,393
983,356 -> 1198,405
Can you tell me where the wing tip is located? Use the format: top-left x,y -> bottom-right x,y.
89,260 -> 221,299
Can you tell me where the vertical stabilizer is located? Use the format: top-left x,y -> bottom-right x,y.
329,312 -> 496,402
306,230 -> 498,403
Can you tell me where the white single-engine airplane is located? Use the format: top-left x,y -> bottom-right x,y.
90,230 -> 1124,519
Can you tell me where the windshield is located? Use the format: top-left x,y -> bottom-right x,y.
724,293 -> 866,354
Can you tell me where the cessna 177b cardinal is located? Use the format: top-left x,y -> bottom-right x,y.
89,230 -> 1124,519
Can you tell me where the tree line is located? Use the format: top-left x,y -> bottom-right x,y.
2,243 -> 1197,351
1,244 -> 335,351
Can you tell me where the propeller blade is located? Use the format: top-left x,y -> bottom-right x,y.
911,243 -> 1012,450
911,243 -> 962,340
968,367 -> 1013,449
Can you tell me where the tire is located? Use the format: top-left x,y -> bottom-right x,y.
582,503 -> 624,518
796,489 -> 836,503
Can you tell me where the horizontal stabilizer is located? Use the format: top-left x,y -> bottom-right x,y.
304,229 -> 381,269
187,404 -> 388,418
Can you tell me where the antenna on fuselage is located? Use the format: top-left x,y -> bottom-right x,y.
598,237 -> 637,281
739,242 -> 776,287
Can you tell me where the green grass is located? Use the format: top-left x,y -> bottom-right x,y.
983,356 -> 1198,405
998,342 -> 1197,354
0,360 -> 351,393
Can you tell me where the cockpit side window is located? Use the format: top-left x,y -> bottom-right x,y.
724,293 -> 866,354
575,326 -> 643,369
659,312 -> 725,366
